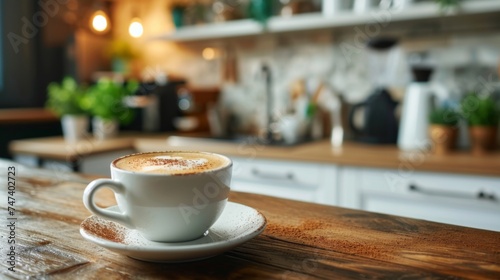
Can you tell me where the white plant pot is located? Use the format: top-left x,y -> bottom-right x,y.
92,117 -> 119,140
322,0 -> 350,16
353,0 -> 378,14
61,115 -> 89,143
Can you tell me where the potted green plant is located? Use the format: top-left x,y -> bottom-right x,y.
248,0 -> 273,25
45,76 -> 89,143
106,40 -> 138,75
434,0 -> 461,13
170,1 -> 189,28
461,93 -> 500,155
82,78 -> 138,140
428,107 -> 460,155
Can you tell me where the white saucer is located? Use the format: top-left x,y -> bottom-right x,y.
80,202 -> 266,262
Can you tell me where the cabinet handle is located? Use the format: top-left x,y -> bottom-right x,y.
251,168 -> 295,181
408,184 -> 497,201
477,191 -> 497,201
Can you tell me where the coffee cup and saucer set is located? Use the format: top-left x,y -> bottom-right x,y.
80,151 -> 267,263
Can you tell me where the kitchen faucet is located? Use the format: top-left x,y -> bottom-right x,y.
261,63 -> 273,143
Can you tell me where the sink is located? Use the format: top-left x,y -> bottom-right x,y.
166,135 -> 312,147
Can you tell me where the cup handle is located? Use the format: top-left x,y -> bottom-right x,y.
83,179 -> 134,229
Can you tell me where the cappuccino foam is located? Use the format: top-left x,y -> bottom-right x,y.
114,152 -> 229,175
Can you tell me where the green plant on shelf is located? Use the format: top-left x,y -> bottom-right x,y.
106,40 -> 138,61
434,0 -> 462,12
461,92 -> 500,127
45,76 -> 87,117
429,107 -> 460,126
106,40 -> 139,74
81,78 -> 139,125
248,0 -> 273,25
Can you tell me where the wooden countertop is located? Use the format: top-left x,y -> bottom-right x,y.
137,136 -> 500,177
1,158 -> 499,279
9,134 -> 500,176
0,108 -> 58,124
9,135 -> 137,161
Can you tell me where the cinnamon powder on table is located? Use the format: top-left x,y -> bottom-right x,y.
81,217 -> 125,244
265,219 -> 385,259
266,217 -> 500,262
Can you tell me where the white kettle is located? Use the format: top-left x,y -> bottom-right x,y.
398,51 -> 437,151
397,81 -> 434,151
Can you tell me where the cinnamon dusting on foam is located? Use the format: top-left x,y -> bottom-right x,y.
115,152 -> 228,175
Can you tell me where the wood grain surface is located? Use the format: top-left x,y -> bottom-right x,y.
0,108 -> 58,124
0,159 -> 499,279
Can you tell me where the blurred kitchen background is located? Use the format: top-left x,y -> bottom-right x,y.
1,0 -> 500,140
2,0 -> 500,148
2,0 -> 500,230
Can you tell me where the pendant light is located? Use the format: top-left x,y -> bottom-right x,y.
128,2 -> 143,38
89,1 -> 111,34
129,17 -> 143,38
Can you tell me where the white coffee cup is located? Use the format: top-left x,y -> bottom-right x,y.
82,151 -> 232,242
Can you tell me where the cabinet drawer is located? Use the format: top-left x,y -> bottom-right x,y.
231,181 -> 317,202
352,168 -> 500,231
360,169 -> 500,203
230,157 -> 321,188
362,191 -> 500,231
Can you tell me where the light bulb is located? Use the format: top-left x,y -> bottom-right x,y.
202,48 -> 216,60
90,10 -> 109,33
129,18 -> 143,38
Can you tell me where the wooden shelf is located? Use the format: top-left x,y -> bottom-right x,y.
152,0 -> 500,42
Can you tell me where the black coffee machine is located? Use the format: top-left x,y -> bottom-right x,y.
123,79 -> 185,132
348,88 -> 399,144
348,37 -> 400,144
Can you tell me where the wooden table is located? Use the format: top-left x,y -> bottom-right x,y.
0,158 -> 499,279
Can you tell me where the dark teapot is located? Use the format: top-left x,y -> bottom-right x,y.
348,88 -> 399,144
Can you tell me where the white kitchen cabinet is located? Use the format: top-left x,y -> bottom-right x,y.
339,166 -> 500,231
229,156 -> 338,205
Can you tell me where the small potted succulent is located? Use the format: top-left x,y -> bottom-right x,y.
81,78 -> 138,140
428,107 -> 460,155
45,77 -> 89,143
461,93 -> 499,155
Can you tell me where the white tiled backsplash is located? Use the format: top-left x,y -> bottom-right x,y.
111,0 -> 500,124
195,32 -> 500,131
124,0 -> 500,136
180,33 -> 498,92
